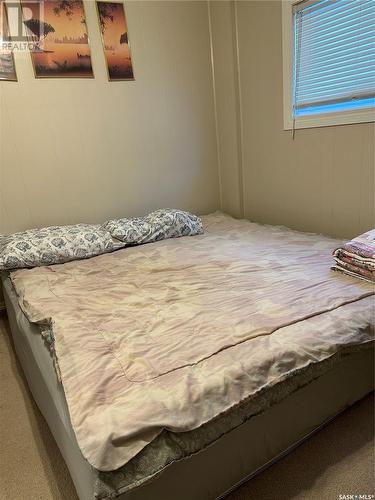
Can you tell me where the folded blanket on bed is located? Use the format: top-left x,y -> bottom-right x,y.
332,229 -> 375,283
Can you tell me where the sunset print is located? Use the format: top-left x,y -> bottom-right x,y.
0,1 -> 17,81
96,1 -> 134,81
22,0 -> 93,78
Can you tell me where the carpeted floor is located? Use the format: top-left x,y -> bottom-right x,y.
0,314 -> 374,500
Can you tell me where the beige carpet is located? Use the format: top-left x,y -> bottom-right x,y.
0,314 -> 374,500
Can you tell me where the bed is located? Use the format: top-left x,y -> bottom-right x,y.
2,212 -> 374,500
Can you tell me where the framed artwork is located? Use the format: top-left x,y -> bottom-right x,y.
96,1 -> 134,81
0,2 -> 17,81
22,0 -> 93,78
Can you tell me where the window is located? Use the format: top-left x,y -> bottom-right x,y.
282,0 -> 375,130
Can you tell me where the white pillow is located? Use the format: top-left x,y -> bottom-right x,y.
0,224 -> 117,270
103,209 -> 204,245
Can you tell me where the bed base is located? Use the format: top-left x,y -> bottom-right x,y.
3,275 -> 374,500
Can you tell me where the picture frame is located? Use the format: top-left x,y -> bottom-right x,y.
21,0 -> 94,78
0,1 -> 18,81
96,1 -> 134,81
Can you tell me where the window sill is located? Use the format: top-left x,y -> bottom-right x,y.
284,108 -> 375,131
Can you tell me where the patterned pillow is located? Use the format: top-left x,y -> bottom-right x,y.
0,224 -> 117,270
102,209 -> 204,245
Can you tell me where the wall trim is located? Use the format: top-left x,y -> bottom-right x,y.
232,0 -> 245,218
207,0 -> 223,212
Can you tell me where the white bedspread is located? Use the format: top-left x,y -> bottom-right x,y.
10,213 -> 374,471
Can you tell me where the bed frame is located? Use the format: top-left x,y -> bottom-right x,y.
3,274 -> 374,500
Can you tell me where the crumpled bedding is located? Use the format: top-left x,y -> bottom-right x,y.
10,213 -> 375,472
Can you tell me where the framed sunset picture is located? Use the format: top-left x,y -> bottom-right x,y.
96,1 -> 134,81
22,0 -> 93,78
0,2 -> 17,81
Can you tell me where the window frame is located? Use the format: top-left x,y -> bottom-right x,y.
282,0 -> 375,130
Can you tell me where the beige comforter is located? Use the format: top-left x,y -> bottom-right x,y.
11,213 -> 374,471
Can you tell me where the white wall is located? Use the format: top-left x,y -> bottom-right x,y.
2,0 -> 373,238
210,0 -> 375,239
0,1 -> 220,235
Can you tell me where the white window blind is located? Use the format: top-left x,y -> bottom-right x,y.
293,0 -> 375,117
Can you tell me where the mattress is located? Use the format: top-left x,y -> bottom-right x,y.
5,215 -> 373,498
4,274 -> 374,500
